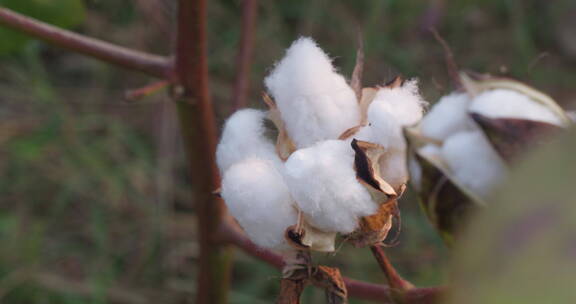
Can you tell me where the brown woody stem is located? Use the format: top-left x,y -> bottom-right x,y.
370,245 -> 414,291
0,8 -> 172,78
174,1 -> 233,303
232,0 -> 258,110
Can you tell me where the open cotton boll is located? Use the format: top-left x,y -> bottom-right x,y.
284,140 -> 376,234
378,150 -> 409,190
372,79 -> 427,125
216,109 -> 279,173
441,131 -> 507,199
470,89 -> 564,126
363,81 -> 427,149
420,93 -> 474,142
221,158 -> 297,250
264,37 -> 360,148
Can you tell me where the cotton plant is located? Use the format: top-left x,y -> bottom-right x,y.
217,37 -> 427,263
405,73 -> 572,245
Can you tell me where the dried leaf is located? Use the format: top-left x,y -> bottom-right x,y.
349,199 -> 398,247
263,93 -> 297,160
471,113 -> 564,164
285,212 -> 336,252
312,266 -> 348,304
351,139 -> 397,200
277,278 -> 306,304
350,36 -> 364,101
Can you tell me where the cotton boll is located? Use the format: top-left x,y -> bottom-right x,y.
221,158 -> 297,250
441,131 -> 507,199
364,81 -> 427,149
420,93 -> 474,141
470,89 -> 564,126
378,150 -> 409,190
216,109 -> 279,173
264,37 -> 360,148
373,79 -> 427,126
284,140 -> 376,234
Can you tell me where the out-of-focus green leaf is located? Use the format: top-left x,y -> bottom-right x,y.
0,0 -> 86,55
448,129 -> 576,304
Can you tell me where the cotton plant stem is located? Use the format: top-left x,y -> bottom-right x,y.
232,0 -> 258,110
0,8 -> 172,78
370,245 -> 414,291
174,1 -> 233,303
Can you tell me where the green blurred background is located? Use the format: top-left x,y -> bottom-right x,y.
0,0 -> 575,303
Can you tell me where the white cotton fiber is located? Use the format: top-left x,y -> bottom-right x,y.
378,150 -> 409,190
441,131 -> 507,199
469,89 -> 564,126
362,80 -> 427,149
420,93 -> 474,142
216,109 -> 279,173
221,158 -> 297,250
284,140 -> 376,234
264,37 -> 360,148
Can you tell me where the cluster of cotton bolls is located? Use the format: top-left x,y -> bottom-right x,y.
411,76 -> 572,200
217,37 -> 427,253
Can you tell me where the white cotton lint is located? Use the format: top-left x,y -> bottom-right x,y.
420,93 -> 475,142
441,131 -> 507,199
264,37 -> 360,148
221,158 -> 297,251
216,109 -> 280,174
284,140 -> 376,234
361,80 -> 427,149
469,89 -> 564,126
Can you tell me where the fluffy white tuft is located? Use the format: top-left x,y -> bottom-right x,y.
264,37 -> 360,148
284,140 -> 376,234
221,158 -> 297,250
420,93 -> 474,141
441,131 -> 507,199
216,109 -> 279,173
361,80 -> 427,148
469,89 -> 564,126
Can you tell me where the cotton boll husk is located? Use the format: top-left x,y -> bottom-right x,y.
420,93 -> 475,142
264,37 -> 360,148
216,109 -> 279,173
221,158 -> 297,251
470,89 -> 564,126
284,140 -> 376,234
441,131 -> 507,199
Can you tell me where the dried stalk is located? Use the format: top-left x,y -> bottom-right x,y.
0,8 -> 171,78
232,0 -> 259,109
370,245 -> 414,291
174,1 -> 233,303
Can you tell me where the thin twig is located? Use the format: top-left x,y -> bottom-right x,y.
0,8 -> 172,78
232,0 -> 259,110
370,245 -> 414,291
430,28 -> 461,90
124,80 -> 170,101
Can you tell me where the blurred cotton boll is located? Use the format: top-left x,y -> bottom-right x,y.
284,140 -> 376,234
221,158 -> 297,251
216,109 -> 280,173
264,37 -> 360,148
406,73 -> 573,244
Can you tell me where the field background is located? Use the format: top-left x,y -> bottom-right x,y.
1,0 -> 575,303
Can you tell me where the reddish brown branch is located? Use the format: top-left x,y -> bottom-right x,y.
174,1 -> 232,304
370,245 -> 414,291
219,221 -> 443,303
0,8 -> 172,78
232,0 -> 259,110
430,28 -> 461,90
